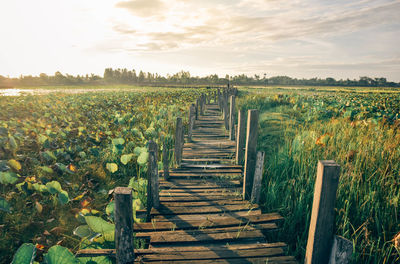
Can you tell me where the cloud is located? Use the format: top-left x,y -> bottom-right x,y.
115,0 -> 165,17
111,0 -> 400,52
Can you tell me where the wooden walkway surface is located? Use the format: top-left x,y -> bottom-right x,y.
132,103 -> 297,263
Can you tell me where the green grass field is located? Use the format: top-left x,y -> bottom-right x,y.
238,86 -> 399,263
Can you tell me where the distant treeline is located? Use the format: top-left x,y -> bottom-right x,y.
0,68 -> 399,88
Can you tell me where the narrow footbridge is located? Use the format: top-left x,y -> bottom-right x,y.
78,89 -> 299,263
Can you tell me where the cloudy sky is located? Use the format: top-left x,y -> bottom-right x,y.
0,0 -> 399,81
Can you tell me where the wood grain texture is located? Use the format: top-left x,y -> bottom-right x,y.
229,95 -> 236,140
251,151 -> 265,204
114,187 -> 135,264
305,160 -> 341,264
243,109 -> 259,200
236,109 -> 246,165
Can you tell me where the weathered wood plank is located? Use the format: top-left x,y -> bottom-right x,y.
147,141 -> 159,218
159,195 -> 244,202
153,209 -> 262,221
162,142 -> 169,180
229,95 -> 236,140
174,117 -> 183,166
251,151 -> 265,204
151,204 -> 259,215
145,228 -> 266,244
135,212 -> 283,232
243,109 -> 259,200
137,246 -> 284,261
134,256 -> 297,264
305,160 -> 341,264
114,187 -> 135,264
236,109 -> 246,165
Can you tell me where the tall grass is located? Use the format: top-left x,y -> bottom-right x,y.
239,94 -> 400,263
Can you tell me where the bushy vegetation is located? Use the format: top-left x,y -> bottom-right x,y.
1,68 -> 399,87
238,89 -> 400,263
0,88 -> 208,263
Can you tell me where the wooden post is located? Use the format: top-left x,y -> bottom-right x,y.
114,187 -> 135,264
243,109 -> 259,200
162,142 -> 169,180
329,236 -> 353,264
214,91 -> 216,103
229,95 -> 235,140
305,160 -> 341,264
250,151 -> 265,204
218,89 -> 222,110
146,140 -> 159,222
236,109 -> 246,165
188,104 -> 195,140
223,95 -> 229,130
201,94 -> 205,115
174,117 -> 183,166
195,99 -> 199,120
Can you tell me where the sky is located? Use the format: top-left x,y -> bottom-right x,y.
0,0 -> 399,81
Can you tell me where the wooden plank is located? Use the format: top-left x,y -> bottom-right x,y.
136,224 -> 277,239
179,164 -> 242,169
134,256 -> 297,264
137,245 -> 284,261
139,242 -> 287,253
184,141 -> 236,146
144,228 -> 266,244
305,160 -> 341,264
153,210 -> 262,221
160,188 -> 240,193
135,213 -> 283,232
151,204 -> 259,215
181,158 -> 234,163
114,187 -> 135,264
159,200 -> 252,207
159,196 -> 243,202
158,191 -> 240,197
160,168 -> 242,173
182,152 -> 236,157
243,109 -> 259,200
159,179 -> 241,187
182,153 -> 235,158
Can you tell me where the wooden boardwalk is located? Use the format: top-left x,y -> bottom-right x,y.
132,103 -> 296,263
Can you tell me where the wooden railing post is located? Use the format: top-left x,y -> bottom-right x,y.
114,187 -> 135,264
218,89 -> 222,110
250,151 -> 265,204
229,95 -> 235,140
223,94 -> 229,130
201,94 -> 206,115
305,160 -> 341,264
236,109 -> 246,165
162,142 -> 169,180
214,91 -> 217,103
188,104 -> 196,141
146,140 -> 159,222
174,117 -> 183,166
195,99 -> 199,120
243,109 -> 259,200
